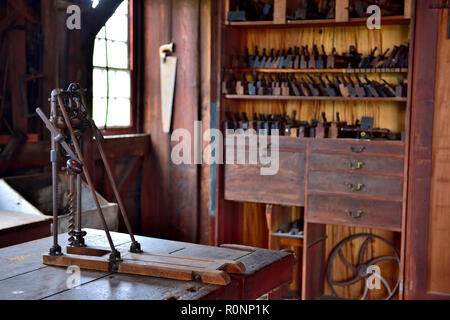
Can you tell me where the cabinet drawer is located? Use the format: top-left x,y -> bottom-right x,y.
307,195 -> 402,231
310,140 -> 404,156
225,151 -> 305,206
309,153 -> 404,175
308,171 -> 403,200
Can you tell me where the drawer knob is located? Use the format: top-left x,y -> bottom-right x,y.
347,161 -> 365,170
345,182 -> 364,191
350,146 -> 366,153
345,210 -> 364,219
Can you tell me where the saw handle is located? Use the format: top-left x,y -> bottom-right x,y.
159,43 -> 175,62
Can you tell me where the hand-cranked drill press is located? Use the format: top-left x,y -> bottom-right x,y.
37,83 -> 245,285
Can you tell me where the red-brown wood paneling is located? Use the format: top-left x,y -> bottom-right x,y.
142,0 -> 201,243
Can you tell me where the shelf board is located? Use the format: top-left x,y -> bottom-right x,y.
272,232 -> 304,247
225,95 -> 408,102
227,20 -> 277,26
225,16 -> 410,28
227,68 -> 408,74
272,232 -> 304,240
226,134 -> 405,144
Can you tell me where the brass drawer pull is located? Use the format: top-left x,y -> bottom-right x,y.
346,161 -> 365,170
350,146 -> 366,153
345,182 -> 364,191
345,210 -> 364,219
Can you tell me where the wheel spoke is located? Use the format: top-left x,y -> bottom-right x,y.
371,273 -> 393,298
331,275 -> 362,287
338,248 -> 357,271
367,256 -> 398,266
359,236 -> 373,264
361,281 -> 369,300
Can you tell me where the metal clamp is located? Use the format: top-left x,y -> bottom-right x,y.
345,182 -> 364,192
345,210 -> 364,219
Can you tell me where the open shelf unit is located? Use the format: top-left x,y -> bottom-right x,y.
217,0 -> 414,300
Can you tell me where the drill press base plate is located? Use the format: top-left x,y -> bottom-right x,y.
42,246 -> 246,286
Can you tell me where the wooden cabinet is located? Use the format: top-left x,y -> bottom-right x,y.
214,0 -> 442,300
306,140 -> 404,232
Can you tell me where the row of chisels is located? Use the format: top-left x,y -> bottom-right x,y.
231,44 -> 409,70
224,111 -> 401,140
222,72 -> 407,98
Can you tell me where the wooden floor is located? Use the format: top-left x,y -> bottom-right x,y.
0,229 -> 294,300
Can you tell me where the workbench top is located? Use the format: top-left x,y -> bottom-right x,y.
0,229 -> 294,300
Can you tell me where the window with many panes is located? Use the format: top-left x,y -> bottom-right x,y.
92,0 -> 132,130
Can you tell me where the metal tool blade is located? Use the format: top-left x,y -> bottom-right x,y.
160,43 -> 177,133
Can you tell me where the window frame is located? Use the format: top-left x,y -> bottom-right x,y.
94,0 -> 136,136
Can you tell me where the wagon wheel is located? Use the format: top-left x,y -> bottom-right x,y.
327,233 -> 400,300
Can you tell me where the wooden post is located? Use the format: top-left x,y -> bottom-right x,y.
224,0 -> 230,25
335,0 -> 349,22
9,17 -> 28,132
273,0 -> 287,24
265,204 -> 273,249
404,0 -> 412,19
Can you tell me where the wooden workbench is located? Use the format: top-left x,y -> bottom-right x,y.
0,229 -> 294,300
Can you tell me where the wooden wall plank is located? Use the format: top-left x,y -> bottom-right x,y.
142,0 -> 201,243
141,0 -> 171,239
425,8 -> 450,296
200,0 -> 213,244
404,0 -> 441,300
169,0 -> 200,243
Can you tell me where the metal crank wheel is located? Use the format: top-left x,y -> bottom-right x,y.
327,233 -> 400,300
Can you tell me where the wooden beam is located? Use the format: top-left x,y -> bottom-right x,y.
0,11 -> 17,35
6,0 -> 39,24
92,134 -> 150,160
8,17 -> 27,133
84,0 -> 124,43
7,142 -> 51,169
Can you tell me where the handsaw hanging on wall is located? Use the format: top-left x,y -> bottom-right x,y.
159,43 -> 177,133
